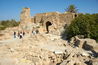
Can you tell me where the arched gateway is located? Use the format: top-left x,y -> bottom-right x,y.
46,21 -> 52,33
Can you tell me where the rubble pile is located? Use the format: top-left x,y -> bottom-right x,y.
0,30 -> 98,65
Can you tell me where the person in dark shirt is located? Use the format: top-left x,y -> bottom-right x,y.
19,32 -> 23,39
23,31 -> 25,36
14,31 -> 16,38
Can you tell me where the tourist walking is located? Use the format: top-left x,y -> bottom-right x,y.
19,32 -> 23,39
23,31 -> 25,36
14,31 -> 16,38
18,31 -> 20,37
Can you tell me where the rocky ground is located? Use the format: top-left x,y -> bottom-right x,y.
0,30 -> 98,65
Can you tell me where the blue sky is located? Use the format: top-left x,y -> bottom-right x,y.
0,0 -> 98,21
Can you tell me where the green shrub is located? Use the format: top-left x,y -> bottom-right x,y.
0,19 -> 20,30
0,25 -> 6,30
63,13 -> 98,42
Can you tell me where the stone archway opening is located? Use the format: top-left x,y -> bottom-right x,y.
46,21 -> 52,33
75,14 -> 77,17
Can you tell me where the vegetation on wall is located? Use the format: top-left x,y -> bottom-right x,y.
0,19 -> 20,30
66,5 -> 78,13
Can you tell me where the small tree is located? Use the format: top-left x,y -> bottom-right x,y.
66,5 -> 78,13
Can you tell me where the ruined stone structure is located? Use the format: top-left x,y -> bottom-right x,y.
20,8 -> 31,24
20,8 -> 77,35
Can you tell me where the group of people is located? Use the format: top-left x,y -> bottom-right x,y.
14,31 -> 25,39
13,29 -> 39,39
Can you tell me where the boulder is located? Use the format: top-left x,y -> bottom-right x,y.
70,36 -> 97,51
70,36 -> 98,57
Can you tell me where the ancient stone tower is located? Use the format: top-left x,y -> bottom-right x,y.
20,8 -> 32,31
20,8 -> 31,24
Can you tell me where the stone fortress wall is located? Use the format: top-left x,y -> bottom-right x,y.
20,8 -> 77,35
